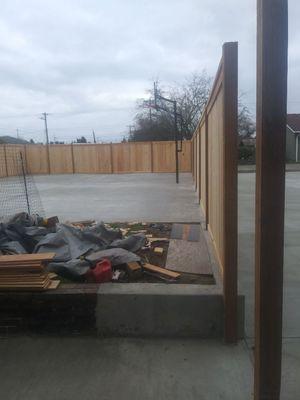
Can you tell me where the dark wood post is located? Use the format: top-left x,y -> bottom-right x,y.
198,129 -> 201,204
110,143 -> 114,174
150,142 -> 154,173
71,144 -> 75,174
223,41 -> 238,343
46,144 -> 51,174
3,144 -> 8,177
255,1 -> 288,399
205,110 -> 209,229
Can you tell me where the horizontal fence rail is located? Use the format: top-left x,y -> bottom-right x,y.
192,42 -> 238,343
0,141 -> 192,177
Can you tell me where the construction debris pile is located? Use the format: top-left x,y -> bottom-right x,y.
0,213 -> 179,288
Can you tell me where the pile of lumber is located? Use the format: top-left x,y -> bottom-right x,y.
0,253 -> 59,291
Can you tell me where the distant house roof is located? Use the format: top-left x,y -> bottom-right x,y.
287,114 -> 300,133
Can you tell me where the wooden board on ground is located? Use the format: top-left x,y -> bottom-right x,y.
48,280 -> 60,289
143,263 -> 180,279
0,253 -> 55,264
126,262 -> 142,279
166,235 -> 213,276
154,247 -> 164,255
147,237 -> 168,243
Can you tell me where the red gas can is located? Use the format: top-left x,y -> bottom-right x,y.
85,258 -> 112,283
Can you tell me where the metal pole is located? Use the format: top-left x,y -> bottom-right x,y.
20,152 -> 30,215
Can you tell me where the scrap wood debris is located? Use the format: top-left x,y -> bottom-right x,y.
0,213 -> 176,288
0,252 -> 60,291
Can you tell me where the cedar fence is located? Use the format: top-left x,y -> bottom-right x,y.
191,42 -> 238,343
0,140 -> 191,177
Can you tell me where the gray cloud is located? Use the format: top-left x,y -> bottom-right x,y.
0,0 -> 298,142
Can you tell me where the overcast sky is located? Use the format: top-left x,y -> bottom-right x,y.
0,0 -> 299,143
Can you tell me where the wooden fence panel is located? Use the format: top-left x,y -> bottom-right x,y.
97,144 -> 113,173
200,122 -> 207,215
111,143 -> 131,173
0,140 -> 192,175
129,142 -> 152,172
207,89 -> 225,267
193,136 -> 197,183
49,145 -> 73,174
152,141 -> 175,172
5,145 -> 26,176
196,131 -> 201,201
25,145 -> 49,174
0,145 -> 7,178
191,42 -> 238,343
73,144 -> 98,173
178,141 -> 192,172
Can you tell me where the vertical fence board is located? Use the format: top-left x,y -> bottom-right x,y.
112,143 -> 131,173
200,122 -> 207,216
73,145 -> 99,173
5,145 -> 26,176
25,145 -> 49,174
129,142 -> 152,172
97,144 -> 113,173
191,42 -> 238,343
0,146 -> 7,178
152,141 -> 175,172
178,141 -> 192,172
49,145 -> 73,174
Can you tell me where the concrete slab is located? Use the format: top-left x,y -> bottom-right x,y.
0,337 -> 253,400
238,171 -> 300,339
33,173 -> 202,223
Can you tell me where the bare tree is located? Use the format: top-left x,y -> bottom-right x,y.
238,101 -> 256,137
129,71 -> 212,141
129,74 -> 255,142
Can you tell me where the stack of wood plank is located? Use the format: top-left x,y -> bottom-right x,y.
0,253 -> 59,291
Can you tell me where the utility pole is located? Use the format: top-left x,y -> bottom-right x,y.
16,128 -> 19,139
93,130 -> 96,143
40,112 -> 50,145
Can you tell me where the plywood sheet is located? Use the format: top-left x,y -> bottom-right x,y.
166,234 -> 212,275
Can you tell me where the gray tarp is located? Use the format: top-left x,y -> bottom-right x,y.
109,234 -> 146,253
34,223 -> 123,262
86,248 -> 140,266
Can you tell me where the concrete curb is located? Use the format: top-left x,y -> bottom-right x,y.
96,283 -> 245,339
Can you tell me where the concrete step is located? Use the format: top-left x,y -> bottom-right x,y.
97,283 -> 245,339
